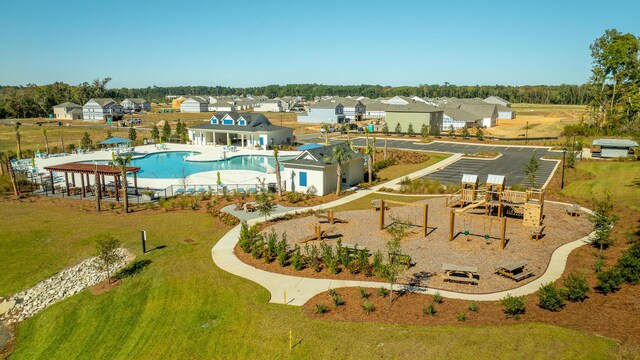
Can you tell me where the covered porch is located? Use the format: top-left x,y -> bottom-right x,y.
190,129 -> 267,148
43,162 -> 141,203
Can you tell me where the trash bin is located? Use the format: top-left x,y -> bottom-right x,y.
267,183 -> 277,193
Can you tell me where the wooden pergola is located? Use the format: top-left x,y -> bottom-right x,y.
43,162 -> 141,202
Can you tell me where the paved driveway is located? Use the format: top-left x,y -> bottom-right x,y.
329,138 -> 559,188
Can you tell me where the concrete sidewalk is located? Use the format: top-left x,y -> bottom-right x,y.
211,156 -> 595,306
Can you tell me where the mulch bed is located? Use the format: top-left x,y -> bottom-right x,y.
243,198 -> 591,293
89,279 -> 121,295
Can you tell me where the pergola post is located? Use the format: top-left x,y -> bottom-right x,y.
81,174 -> 85,197
380,199 -> 385,230
133,171 -> 138,195
49,170 -> 55,194
71,173 -> 76,187
241,134 -> 245,148
101,174 -> 106,193
226,133 -> 230,146
423,204 -> 428,237
449,210 -> 455,241
64,172 -> 70,196
212,131 -> 216,146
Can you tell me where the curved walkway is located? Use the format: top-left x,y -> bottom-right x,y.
211,155 -> 595,306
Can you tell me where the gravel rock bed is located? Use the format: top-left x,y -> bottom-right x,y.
261,198 -> 592,293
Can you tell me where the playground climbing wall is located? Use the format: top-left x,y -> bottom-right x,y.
523,203 -> 542,227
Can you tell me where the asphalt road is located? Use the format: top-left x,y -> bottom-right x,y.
327,138 -> 559,188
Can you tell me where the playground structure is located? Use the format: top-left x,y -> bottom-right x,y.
297,223 -> 338,244
314,210 -> 348,224
449,209 -> 508,249
377,199 -> 429,237
446,174 -> 545,227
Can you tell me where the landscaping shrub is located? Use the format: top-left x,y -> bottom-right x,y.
276,233 -> 289,267
563,272 -> 589,302
332,294 -> 344,307
362,300 -> 375,314
314,303 -> 328,314
468,302 -> 478,312
422,304 -> 436,316
456,312 -> 466,322
594,253 -> 605,273
328,288 -> 337,297
114,259 -> 152,280
285,191 -> 305,204
336,240 -> 351,268
264,229 -> 278,263
321,242 -> 340,274
238,221 -> 258,253
251,235 -> 265,259
359,288 -> 369,299
372,251 -> 384,276
501,294 -> 526,318
400,178 -> 460,194
432,292 -> 443,304
219,212 -> 239,226
291,245 -> 304,270
617,243 -> 640,284
305,244 -> 322,272
357,249 -> 372,276
377,287 -> 389,297
372,157 -> 398,172
596,267 -> 624,294
538,282 -> 565,311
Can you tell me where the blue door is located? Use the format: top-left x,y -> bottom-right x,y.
259,136 -> 264,146
299,172 -> 307,187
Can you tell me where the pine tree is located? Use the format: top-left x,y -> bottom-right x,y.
407,123 -> 415,137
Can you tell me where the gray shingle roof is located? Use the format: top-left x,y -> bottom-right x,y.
442,108 -> 483,121
310,101 -> 343,109
89,98 -> 117,107
459,104 -> 497,118
593,139 -> 638,147
53,102 -> 81,109
386,102 -> 441,113
123,98 -> 148,104
282,143 -> 361,167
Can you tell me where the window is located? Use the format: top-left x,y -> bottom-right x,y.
238,119 -> 246,126
211,119 -> 218,124
299,171 -> 307,187
222,119 -> 234,125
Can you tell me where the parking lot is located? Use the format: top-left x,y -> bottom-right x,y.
329,138 -> 559,188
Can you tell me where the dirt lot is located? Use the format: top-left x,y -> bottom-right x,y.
486,104 -> 586,138
240,197 -> 592,294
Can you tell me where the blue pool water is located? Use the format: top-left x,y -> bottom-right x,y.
87,151 -> 291,179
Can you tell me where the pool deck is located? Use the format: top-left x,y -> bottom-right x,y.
34,144 -> 301,189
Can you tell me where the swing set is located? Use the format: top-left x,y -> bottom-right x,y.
449,209 -> 507,250
377,199 -> 429,237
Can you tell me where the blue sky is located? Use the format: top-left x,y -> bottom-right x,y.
1,0 -> 639,88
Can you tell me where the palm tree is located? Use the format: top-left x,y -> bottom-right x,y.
321,124 -> 329,145
15,124 -> 22,159
331,144 -> 353,196
42,128 -> 49,154
273,147 -> 282,197
112,153 -> 133,213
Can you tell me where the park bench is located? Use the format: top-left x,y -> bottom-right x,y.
530,225 -> 546,241
495,260 -> 534,282
244,203 -> 256,213
371,199 -> 389,211
442,263 -> 478,285
565,203 -> 580,217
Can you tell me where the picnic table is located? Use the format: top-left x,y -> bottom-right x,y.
442,263 -> 478,285
495,260 -> 534,282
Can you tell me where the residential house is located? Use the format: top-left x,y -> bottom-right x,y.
459,104 -> 498,128
254,99 -> 283,112
208,100 -> 236,112
335,98 -> 365,121
363,101 -> 388,119
187,112 -> 293,148
484,96 -> 511,108
121,98 -> 151,112
281,143 -> 364,196
53,102 -> 83,120
441,108 -> 483,130
180,96 -> 209,113
82,98 -> 124,121
385,102 -> 444,133
592,139 -> 638,158
297,101 -> 346,124
494,104 -> 516,119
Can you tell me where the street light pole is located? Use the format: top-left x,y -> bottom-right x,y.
561,147 -> 567,190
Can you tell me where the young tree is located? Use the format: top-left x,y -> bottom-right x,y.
461,126 -> 470,139
420,123 -> 429,139
394,123 -> 402,134
321,124 -> 329,145
524,151 -> 539,187
7,160 -> 20,196
382,221 -> 409,305
15,124 -> 22,159
476,127 -> 484,140
273,147 -> 282,197
590,191 -> 617,251
407,123 -> 415,137
81,132 -> 93,150
95,235 -> 123,284
150,125 -> 159,142
330,144 -> 353,196
42,127 -> 49,154
162,120 -> 171,141
105,129 -> 113,140
128,125 -> 137,141
112,153 -> 133,213
256,191 -> 276,221
431,124 -> 441,137
381,123 -> 389,137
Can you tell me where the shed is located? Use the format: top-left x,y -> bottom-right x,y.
593,139 -> 638,158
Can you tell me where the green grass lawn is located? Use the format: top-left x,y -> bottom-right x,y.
376,152 -> 450,181
561,161 -> 640,211
2,201 -> 619,358
329,193 -> 437,212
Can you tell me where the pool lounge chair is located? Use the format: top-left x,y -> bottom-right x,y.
185,188 -> 195,195
237,188 -> 245,194
175,188 -> 185,195
196,187 -> 205,194
248,187 -> 257,195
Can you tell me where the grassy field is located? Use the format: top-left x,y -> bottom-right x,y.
376,152 -> 449,181
1,200 -> 619,359
561,161 -> 640,211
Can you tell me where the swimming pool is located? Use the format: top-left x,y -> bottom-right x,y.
86,151 -> 291,179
